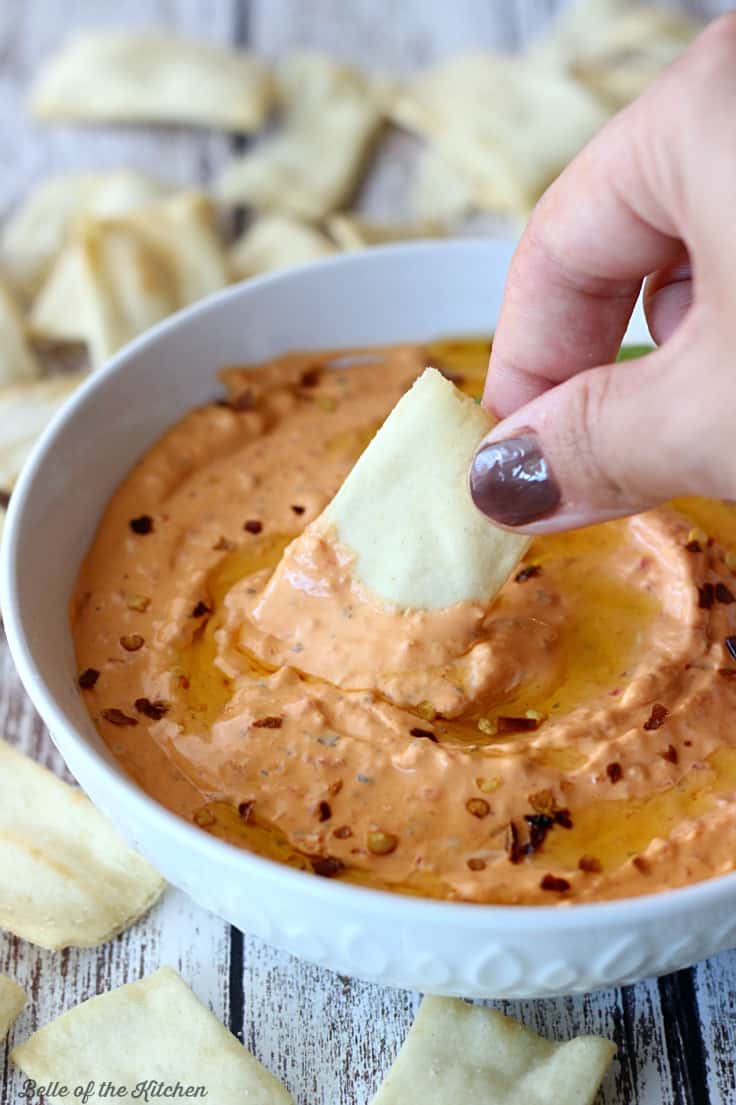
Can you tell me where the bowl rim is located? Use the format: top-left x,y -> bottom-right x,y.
4,236 -> 736,932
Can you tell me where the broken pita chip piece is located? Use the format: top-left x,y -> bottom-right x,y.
229,214 -> 335,280
12,966 -> 293,1104
0,738 -> 164,948
0,279 -> 40,385
326,214 -> 445,251
0,170 -> 168,301
370,996 -> 616,1105
0,373 -> 87,491
215,51 -> 384,219
0,976 -> 26,1042
29,30 -> 272,132
242,368 -> 530,691
390,52 -> 610,215
322,366 -> 530,610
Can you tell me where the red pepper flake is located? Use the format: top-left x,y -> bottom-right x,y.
300,367 -> 321,388
505,821 -> 523,865
252,715 -> 283,729
524,813 -> 553,852
317,801 -> 332,822
643,703 -> 668,731
496,716 -> 540,734
660,744 -> 679,764
716,582 -> 735,605
718,668 -> 736,679
120,633 -> 144,652
78,667 -> 100,690
291,504 -> 306,515
129,514 -> 154,535
230,389 -> 254,411
698,582 -> 715,609
685,540 -> 702,553
313,856 -> 344,878
606,762 -> 623,784
191,600 -> 212,618
101,708 -> 138,727
243,519 -> 263,534
578,855 -> 602,874
238,800 -> 255,822
134,697 -> 170,720
726,636 -> 736,662
632,855 -> 651,874
466,798 -> 490,819
553,808 -> 573,829
514,564 -> 541,582
333,825 -> 352,840
467,857 -> 487,872
410,726 -> 438,743
540,874 -> 570,893
328,779 -> 343,797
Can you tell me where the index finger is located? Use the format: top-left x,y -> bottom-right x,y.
486,72 -> 686,417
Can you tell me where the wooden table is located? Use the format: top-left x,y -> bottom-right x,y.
1,2 -> 733,1102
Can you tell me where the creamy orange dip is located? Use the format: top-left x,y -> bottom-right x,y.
72,339 -> 736,904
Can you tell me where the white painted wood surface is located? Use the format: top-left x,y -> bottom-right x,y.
1,2 -> 735,1103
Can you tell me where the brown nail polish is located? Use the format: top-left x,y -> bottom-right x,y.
469,433 -> 561,526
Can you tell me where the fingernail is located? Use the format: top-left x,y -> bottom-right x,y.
469,432 -> 561,526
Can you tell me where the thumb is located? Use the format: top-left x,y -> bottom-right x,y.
469,342 -> 707,534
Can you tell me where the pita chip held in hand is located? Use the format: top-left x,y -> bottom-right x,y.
281,366 -> 530,611
245,368 -> 530,685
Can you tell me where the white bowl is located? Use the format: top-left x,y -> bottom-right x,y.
4,239 -> 736,999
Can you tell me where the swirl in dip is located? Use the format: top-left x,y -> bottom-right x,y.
71,339 -> 736,904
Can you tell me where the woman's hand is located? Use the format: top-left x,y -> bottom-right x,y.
469,15 -> 736,533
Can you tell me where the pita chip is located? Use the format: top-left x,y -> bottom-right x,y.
0,373 -> 86,490
0,977 -> 25,1042
371,996 -> 615,1105
391,52 -> 610,214
0,170 -> 168,300
326,214 -> 445,251
411,150 -> 476,223
215,52 -> 384,218
229,214 -> 335,279
29,218 -> 177,367
30,30 -> 272,131
534,0 -> 702,107
0,738 -> 164,948
29,192 -> 227,366
0,279 -> 40,385
12,967 -> 293,1104
321,367 -> 530,609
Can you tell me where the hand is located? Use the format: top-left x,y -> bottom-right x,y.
469,15 -> 736,534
